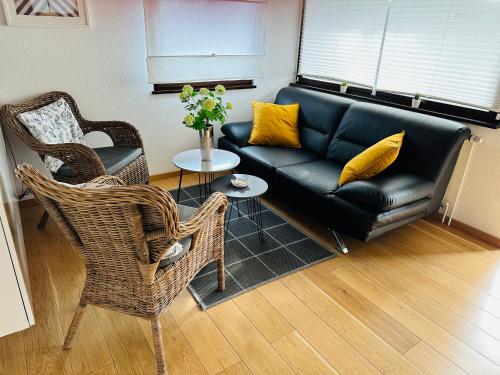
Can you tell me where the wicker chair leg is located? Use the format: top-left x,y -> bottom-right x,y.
218,259 -> 225,292
63,302 -> 87,349
151,318 -> 167,375
37,210 -> 49,230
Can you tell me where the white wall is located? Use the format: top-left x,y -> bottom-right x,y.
0,0 -> 302,176
442,125 -> 500,238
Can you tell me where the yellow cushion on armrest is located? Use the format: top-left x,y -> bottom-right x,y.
339,131 -> 405,186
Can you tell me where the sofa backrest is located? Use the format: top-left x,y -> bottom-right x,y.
326,102 -> 471,183
275,87 -> 354,157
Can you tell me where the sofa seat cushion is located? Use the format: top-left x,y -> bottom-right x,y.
57,146 -> 142,177
277,160 -> 344,194
334,174 -> 434,212
240,145 -> 320,170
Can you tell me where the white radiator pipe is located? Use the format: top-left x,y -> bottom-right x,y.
447,135 -> 482,226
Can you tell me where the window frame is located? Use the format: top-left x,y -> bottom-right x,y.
294,76 -> 500,129
152,80 -> 256,95
295,1 -> 500,130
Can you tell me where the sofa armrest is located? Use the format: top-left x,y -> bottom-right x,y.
221,121 -> 252,147
334,173 -> 435,212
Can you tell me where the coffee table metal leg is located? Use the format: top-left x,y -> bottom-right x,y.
176,169 -> 184,203
235,198 -> 242,217
256,197 -> 264,241
247,197 -> 264,242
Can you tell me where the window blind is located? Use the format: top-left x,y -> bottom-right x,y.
299,0 -> 500,111
299,0 -> 389,87
144,0 -> 267,83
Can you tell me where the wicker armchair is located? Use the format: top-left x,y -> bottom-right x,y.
1,91 -> 149,227
16,163 -> 228,375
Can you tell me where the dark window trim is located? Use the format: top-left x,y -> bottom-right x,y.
152,79 -> 256,95
294,76 -> 500,129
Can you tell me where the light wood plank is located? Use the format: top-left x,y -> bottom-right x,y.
217,361 -> 251,375
382,226 -> 500,298
21,242 -> 72,374
169,290 -> 240,374
25,347 -> 73,375
332,265 -> 500,374
44,236 -> 113,375
282,272 -> 423,375
137,311 -> 208,375
405,341 -> 467,375
95,307 -> 157,375
208,300 -> 295,375
301,263 -> 420,354
258,280 -> 382,374
90,364 -> 119,374
0,332 -> 26,375
360,240 -> 500,341
345,250 -> 500,366
414,220 -> 492,253
375,234 -> 500,320
272,331 -> 339,375
233,289 -> 294,343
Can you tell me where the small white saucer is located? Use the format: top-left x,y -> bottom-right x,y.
231,176 -> 249,188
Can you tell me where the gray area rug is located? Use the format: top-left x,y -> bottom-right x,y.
170,184 -> 336,309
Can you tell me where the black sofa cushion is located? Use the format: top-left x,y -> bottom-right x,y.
221,121 -> 252,147
240,145 -> 320,171
276,160 -> 343,194
334,174 -> 434,212
326,102 -> 470,182
275,87 -> 354,157
57,146 -> 142,177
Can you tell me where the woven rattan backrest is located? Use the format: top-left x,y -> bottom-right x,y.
16,164 -> 180,284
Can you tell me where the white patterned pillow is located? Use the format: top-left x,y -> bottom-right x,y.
17,98 -> 86,173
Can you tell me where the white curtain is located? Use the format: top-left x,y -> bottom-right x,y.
144,0 -> 267,83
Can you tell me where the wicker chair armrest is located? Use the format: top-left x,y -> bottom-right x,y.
148,192 -> 227,263
43,143 -> 107,180
80,120 -> 144,150
177,192 -> 228,238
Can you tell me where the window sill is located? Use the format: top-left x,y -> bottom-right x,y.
152,80 -> 256,95
293,78 -> 500,130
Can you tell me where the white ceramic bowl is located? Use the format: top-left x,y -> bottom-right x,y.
231,176 -> 249,188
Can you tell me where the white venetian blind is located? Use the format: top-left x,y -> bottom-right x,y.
377,0 -> 500,110
144,0 -> 267,83
299,0 -> 500,111
298,0 -> 389,87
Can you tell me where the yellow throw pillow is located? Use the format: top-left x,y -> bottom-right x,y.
248,101 -> 301,148
338,131 -> 405,186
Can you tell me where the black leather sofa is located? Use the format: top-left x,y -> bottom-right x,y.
218,86 -> 470,243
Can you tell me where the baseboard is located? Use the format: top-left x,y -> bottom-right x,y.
432,214 -> 500,248
150,170 -> 195,181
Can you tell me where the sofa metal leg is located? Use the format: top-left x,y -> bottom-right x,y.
331,229 -> 349,254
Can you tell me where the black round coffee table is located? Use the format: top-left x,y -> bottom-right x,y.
212,174 -> 268,241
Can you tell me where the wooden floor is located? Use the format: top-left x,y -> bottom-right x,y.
2,173 -> 500,374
